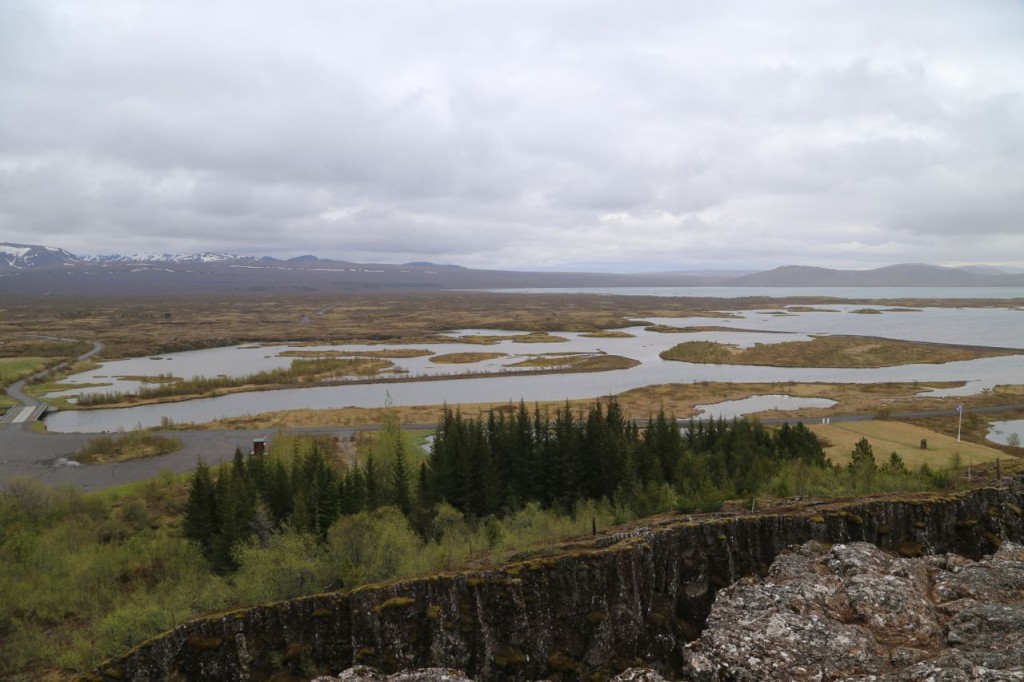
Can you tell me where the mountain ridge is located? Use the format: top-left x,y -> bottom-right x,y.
728,263 -> 1024,287
2,242 -> 1024,295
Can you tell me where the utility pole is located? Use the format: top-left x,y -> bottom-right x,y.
956,403 -> 963,443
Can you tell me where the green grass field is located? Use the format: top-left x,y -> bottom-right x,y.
0,356 -> 47,384
810,420 -> 1004,469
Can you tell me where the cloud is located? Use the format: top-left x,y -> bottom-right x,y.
1,0 -> 1023,270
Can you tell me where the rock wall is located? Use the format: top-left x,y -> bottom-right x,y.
87,480 -> 1024,682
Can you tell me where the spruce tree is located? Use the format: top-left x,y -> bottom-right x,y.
210,468 -> 255,572
184,458 -> 218,560
850,438 -> 876,472
262,456 -> 293,525
365,452 -> 381,510
390,437 -> 412,516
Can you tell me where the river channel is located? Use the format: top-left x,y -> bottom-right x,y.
43,303 -> 1024,433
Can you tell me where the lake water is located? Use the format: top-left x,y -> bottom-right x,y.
43,303 -> 1024,433
987,419 -> 1024,446
487,286 -> 1024,299
694,395 -> 837,419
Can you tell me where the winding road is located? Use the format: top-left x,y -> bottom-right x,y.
1,339 -> 104,424
1,340 -> 1021,492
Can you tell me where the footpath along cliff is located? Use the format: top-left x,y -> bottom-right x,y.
88,478 -> 1024,681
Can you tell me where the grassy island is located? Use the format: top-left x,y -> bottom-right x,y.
659,336 -> 1019,368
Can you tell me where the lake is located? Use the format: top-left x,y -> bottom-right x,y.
486,286 -> 1024,299
987,419 -> 1024,446
43,303 -> 1024,433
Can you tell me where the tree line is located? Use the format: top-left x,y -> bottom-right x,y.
420,401 -> 827,517
184,400 -> 829,572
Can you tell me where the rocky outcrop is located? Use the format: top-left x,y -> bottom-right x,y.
314,666 -> 475,682
87,480 -> 1024,682
689,541 -> 1024,680
317,541 -> 1024,682
312,665 -> 670,682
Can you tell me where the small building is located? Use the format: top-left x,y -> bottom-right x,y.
251,437 -> 268,456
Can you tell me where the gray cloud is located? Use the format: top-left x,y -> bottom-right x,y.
1,0 -> 1022,271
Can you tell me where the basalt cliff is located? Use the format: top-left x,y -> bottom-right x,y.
88,479 -> 1024,682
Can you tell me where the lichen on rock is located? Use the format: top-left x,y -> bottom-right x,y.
687,541 -> 1024,681
314,665 -> 672,682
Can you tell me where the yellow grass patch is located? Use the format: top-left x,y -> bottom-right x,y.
660,336 -> 1018,368
578,330 -> 635,338
430,352 -> 507,364
433,331 -> 572,345
785,306 -> 839,313
511,332 -> 571,343
645,324 -> 776,334
279,348 -> 432,358
506,353 -> 638,370
507,352 -> 585,368
810,420 -> 1004,469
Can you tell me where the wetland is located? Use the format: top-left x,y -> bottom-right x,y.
23,294 -> 1023,433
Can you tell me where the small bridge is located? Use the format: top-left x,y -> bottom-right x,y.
0,404 -> 47,425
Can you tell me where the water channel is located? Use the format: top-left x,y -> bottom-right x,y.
43,303 -> 1024,433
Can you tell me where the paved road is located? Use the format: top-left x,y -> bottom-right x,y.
0,424 -> 363,491
2,339 -> 103,420
0,339 -> 367,490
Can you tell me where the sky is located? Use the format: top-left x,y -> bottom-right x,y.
1,1 -> 1023,272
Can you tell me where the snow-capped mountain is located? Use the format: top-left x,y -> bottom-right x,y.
0,243 -> 79,269
81,252 -> 260,265
0,242 -> 267,270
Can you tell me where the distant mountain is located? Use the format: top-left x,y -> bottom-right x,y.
728,263 -> 1024,287
2,242 -> 1023,297
0,243 -> 78,270
404,261 -> 467,269
81,252 -> 261,265
959,265 -> 1024,276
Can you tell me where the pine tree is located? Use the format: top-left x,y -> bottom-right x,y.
210,467 -> 255,572
644,407 -> 682,485
365,452 -> 381,510
262,456 -> 293,525
291,446 -> 340,537
390,437 -> 412,516
848,437 -> 877,492
850,438 -> 876,472
184,459 -> 218,560
344,463 -> 368,513
882,451 -> 908,474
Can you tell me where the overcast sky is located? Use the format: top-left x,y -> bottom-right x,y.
2,1 -> 1022,272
